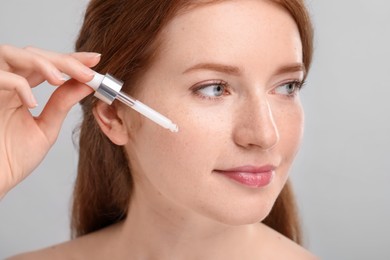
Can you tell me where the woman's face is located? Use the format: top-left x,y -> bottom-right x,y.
122,0 -> 304,225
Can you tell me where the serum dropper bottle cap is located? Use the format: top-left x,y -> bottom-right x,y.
85,72 -> 179,133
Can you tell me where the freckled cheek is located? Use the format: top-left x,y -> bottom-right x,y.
130,119 -> 225,199
152,108 -> 230,172
171,113 -> 225,154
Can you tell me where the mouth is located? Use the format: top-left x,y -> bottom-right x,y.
214,165 -> 275,188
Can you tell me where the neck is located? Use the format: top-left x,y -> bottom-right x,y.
109,185 -> 261,259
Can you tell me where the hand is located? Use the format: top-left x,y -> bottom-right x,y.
0,45 -> 101,198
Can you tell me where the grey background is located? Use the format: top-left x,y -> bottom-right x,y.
0,0 -> 389,259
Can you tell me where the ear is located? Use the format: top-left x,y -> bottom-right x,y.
93,101 -> 129,145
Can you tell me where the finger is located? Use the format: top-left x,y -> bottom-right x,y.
36,80 -> 93,143
0,70 -> 37,107
0,45 -> 66,87
26,73 -> 46,88
25,47 -> 101,83
70,52 -> 101,68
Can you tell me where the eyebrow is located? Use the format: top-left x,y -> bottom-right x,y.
274,63 -> 306,76
183,63 -> 241,76
183,62 -> 305,77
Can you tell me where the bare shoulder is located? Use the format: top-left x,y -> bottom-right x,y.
7,242 -> 75,260
255,223 -> 319,260
7,225 -> 117,260
7,238 -> 87,260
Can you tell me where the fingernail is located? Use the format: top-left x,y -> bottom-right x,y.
53,70 -> 67,81
81,66 -> 95,77
86,52 -> 101,59
30,94 -> 38,108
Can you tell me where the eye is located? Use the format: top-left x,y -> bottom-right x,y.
193,81 -> 229,99
273,81 -> 303,97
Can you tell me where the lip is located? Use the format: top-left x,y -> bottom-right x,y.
214,165 -> 275,188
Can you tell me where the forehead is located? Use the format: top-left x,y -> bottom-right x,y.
156,0 -> 302,73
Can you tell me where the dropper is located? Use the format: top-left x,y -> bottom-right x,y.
85,73 -> 179,133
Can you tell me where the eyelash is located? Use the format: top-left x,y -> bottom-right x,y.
191,80 -> 230,100
191,79 -> 305,100
272,80 -> 306,98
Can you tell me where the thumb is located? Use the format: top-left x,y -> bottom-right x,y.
36,79 -> 94,144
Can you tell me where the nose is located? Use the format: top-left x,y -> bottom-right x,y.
233,97 -> 280,150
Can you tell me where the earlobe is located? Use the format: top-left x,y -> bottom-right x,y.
93,101 -> 129,145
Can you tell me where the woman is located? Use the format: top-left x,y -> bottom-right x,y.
1,0 -> 316,258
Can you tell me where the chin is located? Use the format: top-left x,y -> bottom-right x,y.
226,206 -> 274,226
198,197 -> 277,227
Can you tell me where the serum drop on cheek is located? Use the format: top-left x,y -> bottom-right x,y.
86,72 -> 179,133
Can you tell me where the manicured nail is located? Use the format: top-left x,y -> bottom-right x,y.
81,66 -> 95,77
30,94 -> 38,108
53,70 -> 67,81
85,52 -> 101,59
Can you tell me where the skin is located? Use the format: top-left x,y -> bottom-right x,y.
120,0 -> 305,228
6,0 -> 317,259
0,46 -> 97,199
